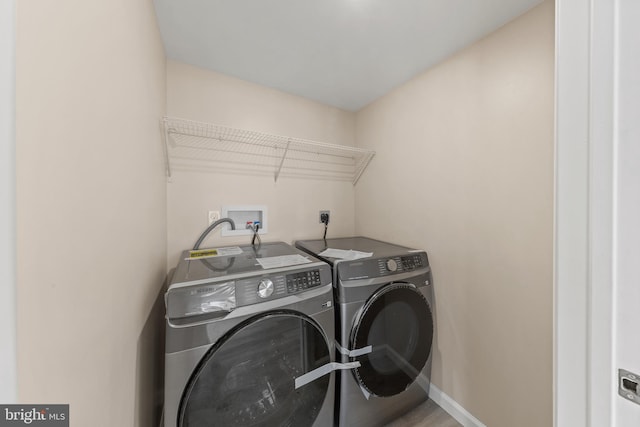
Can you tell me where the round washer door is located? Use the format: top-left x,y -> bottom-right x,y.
178,310 -> 331,427
351,283 -> 433,397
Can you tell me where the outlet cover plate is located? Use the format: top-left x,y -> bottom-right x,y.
208,210 -> 220,225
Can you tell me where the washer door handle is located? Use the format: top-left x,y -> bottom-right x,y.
294,362 -> 361,389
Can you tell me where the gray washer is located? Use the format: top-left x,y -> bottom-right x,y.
164,242 -> 337,427
296,237 -> 434,427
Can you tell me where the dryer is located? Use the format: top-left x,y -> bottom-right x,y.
164,242 -> 357,427
295,237 -> 434,427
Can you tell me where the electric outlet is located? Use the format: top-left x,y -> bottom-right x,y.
319,210 -> 330,224
208,210 -> 220,225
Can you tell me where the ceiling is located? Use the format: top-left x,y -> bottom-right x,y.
153,0 -> 543,112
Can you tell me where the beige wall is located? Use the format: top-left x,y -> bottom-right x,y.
166,61 -> 357,266
16,1 -> 167,426
355,2 -> 554,426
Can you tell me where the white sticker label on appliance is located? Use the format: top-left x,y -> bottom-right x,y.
256,254 -> 312,269
318,248 -> 373,260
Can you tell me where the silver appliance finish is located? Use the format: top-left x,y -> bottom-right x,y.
164,242 -> 337,427
295,237 -> 435,427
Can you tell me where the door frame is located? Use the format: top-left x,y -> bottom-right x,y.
0,0 -> 17,404
555,0 -> 616,425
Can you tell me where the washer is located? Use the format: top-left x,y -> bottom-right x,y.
295,237 -> 435,427
164,242 -> 354,427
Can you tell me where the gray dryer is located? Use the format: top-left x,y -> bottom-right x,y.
296,237 -> 435,427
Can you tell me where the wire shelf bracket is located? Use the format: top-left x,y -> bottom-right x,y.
161,117 -> 375,185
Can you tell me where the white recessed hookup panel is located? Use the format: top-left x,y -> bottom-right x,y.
221,205 -> 267,237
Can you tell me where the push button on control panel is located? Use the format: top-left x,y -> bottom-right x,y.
401,254 -> 424,271
286,269 -> 322,293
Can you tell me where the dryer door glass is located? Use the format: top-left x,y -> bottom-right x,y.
177,311 -> 331,427
351,283 -> 433,397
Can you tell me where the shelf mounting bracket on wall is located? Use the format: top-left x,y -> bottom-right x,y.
161,117 -> 375,185
274,138 -> 291,182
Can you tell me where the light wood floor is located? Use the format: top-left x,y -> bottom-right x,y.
384,399 -> 462,427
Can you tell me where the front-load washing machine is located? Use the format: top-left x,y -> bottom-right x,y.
295,237 -> 434,427
164,242 -> 358,427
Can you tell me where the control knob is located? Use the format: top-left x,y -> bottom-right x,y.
257,279 -> 274,299
386,259 -> 398,272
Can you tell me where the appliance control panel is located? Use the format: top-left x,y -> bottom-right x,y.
377,254 -> 425,275
401,254 -> 424,271
166,264 -> 331,319
286,269 -> 323,293
235,266 -> 330,306
339,251 -> 429,281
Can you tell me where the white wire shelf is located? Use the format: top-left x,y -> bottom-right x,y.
162,117 -> 375,185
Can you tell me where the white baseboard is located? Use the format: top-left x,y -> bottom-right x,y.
429,384 -> 487,427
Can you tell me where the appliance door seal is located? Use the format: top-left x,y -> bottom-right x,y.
349,283 -> 434,398
177,310 -> 332,427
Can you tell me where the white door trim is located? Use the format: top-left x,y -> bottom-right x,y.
0,0 -> 17,403
555,0 -> 616,425
613,1 -> 640,424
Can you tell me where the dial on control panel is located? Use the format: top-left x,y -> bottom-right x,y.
257,279 -> 274,298
386,259 -> 398,272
